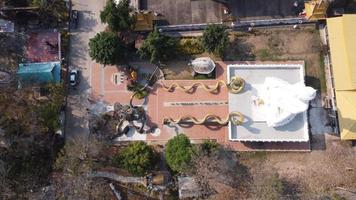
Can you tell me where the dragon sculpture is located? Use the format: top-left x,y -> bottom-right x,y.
161,76 -> 245,94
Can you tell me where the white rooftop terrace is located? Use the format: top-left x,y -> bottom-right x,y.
228,63 -> 309,142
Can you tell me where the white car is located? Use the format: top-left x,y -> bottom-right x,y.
70,69 -> 79,86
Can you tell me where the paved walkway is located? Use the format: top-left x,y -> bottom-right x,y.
65,0 -> 106,139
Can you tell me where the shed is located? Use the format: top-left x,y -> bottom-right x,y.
17,61 -> 61,87
190,57 -> 216,75
177,176 -> 202,199
304,0 -> 328,21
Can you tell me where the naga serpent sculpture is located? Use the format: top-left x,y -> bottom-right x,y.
161,76 -> 245,94
163,112 -> 245,126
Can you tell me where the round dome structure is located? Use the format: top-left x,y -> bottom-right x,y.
190,57 -> 215,74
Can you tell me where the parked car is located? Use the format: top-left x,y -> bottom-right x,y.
70,69 -> 79,86
70,10 -> 79,29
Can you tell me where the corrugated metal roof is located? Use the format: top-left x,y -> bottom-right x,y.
305,0 -> 327,21
327,15 -> 356,90
336,91 -> 356,140
327,14 -> 356,140
17,61 -> 61,87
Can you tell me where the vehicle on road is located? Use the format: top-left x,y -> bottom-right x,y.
70,69 -> 79,87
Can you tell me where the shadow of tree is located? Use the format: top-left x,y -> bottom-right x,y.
77,11 -> 98,33
305,75 -> 321,91
224,37 -> 255,61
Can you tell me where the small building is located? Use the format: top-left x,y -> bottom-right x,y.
327,14 -> 356,140
17,61 -> 61,87
25,32 -> 61,63
177,176 -> 202,199
304,0 -> 328,21
190,57 -> 216,75
134,11 -> 154,32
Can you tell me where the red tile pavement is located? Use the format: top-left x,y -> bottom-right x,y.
90,61 -> 310,151
25,32 -> 60,63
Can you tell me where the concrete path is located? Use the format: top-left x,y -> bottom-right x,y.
65,0 -> 106,139
90,171 -> 144,184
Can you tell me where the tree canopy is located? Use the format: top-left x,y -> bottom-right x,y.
100,0 -> 135,32
32,0 -> 69,22
202,24 -> 229,57
165,134 -> 192,173
115,141 -> 156,176
88,32 -> 126,65
138,28 -> 178,63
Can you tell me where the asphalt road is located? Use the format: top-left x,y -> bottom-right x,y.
65,0 -> 106,139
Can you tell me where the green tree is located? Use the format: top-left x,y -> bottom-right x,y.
165,134 -> 192,173
114,141 -> 155,176
32,0 -> 68,22
100,0 -> 135,32
138,28 -> 178,63
202,24 -> 229,57
89,32 -> 126,65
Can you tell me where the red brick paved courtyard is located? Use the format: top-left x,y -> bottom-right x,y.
90,61 -> 310,151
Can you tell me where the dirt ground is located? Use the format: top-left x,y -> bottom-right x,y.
225,25 -> 326,94
163,26 -> 326,94
162,60 -> 194,80
239,135 -> 356,198
0,33 -> 26,73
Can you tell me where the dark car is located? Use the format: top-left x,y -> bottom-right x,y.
70,10 -> 79,29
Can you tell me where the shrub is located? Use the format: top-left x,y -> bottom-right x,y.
178,38 -> 204,55
133,89 -> 148,99
114,141 -> 156,176
165,134 -> 193,173
201,140 -> 219,154
202,24 -> 229,57
126,82 -> 149,99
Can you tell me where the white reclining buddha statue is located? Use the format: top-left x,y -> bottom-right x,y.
258,77 -> 316,127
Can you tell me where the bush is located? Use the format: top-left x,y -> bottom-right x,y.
114,141 -> 156,176
133,89 -> 148,99
202,24 -> 229,57
165,134 -> 193,173
178,38 -> 204,55
126,82 -> 149,99
201,140 -> 219,154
